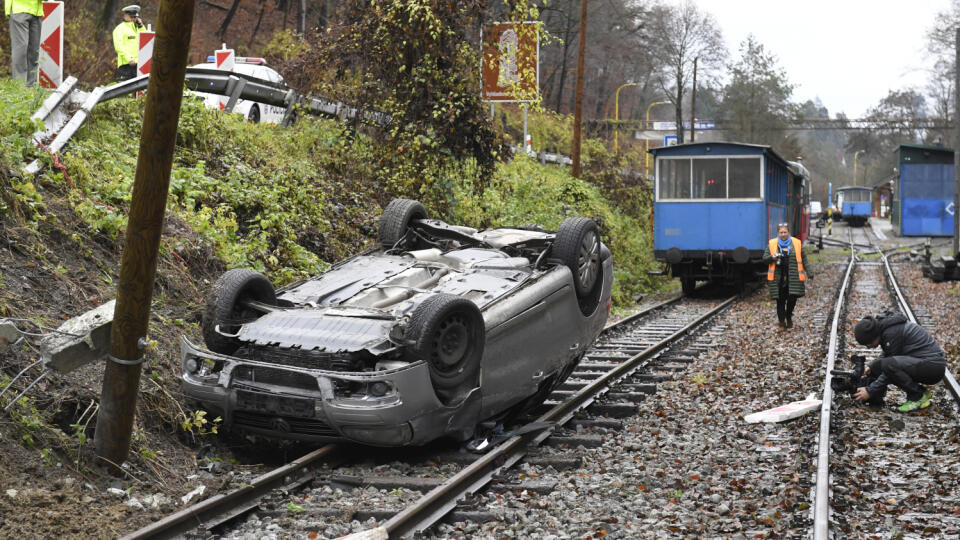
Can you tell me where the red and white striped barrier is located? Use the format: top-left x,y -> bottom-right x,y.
39,1 -> 63,89
137,26 -> 154,77
136,25 -> 154,97
214,44 -> 235,110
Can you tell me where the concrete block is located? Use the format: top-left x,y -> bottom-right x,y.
40,300 -> 115,373
0,320 -> 23,354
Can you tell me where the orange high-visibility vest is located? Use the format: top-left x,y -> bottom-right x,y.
767,237 -> 805,282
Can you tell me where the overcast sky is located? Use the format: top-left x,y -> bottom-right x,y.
671,0 -> 951,118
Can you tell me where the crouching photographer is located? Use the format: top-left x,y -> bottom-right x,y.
849,311 -> 946,412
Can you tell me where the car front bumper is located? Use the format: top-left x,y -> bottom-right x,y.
180,337 -> 470,446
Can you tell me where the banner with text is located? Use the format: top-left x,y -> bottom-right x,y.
481,22 -> 539,103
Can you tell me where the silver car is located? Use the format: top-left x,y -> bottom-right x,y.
181,199 -> 614,446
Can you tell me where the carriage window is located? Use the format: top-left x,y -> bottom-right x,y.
659,159 -> 691,199
728,158 -> 761,198
846,189 -> 871,202
692,158 -> 726,198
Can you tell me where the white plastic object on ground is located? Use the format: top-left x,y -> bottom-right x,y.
743,394 -> 822,423
339,527 -> 388,540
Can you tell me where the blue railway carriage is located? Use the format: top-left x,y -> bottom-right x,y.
651,142 -> 808,293
835,186 -> 872,226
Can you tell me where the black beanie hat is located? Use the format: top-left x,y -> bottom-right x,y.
854,316 -> 880,345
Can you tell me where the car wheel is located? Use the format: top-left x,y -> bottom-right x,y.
248,104 -> 261,124
378,198 -> 428,251
553,217 -> 601,298
407,294 -> 484,404
202,269 -> 276,354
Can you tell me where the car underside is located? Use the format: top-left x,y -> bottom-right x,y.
182,199 -> 613,446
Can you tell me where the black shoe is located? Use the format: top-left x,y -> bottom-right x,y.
786,317 -> 793,329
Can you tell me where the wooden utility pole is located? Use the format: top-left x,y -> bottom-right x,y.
689,57 -> 697,143
571,0 -> 588,178
95,0 -> 196,469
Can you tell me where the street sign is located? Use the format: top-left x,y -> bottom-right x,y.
664,135 -> 678,146
481,22 -> 539,102
652,120 -> 715,131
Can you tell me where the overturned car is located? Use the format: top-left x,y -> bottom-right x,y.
181,199 -> 613,446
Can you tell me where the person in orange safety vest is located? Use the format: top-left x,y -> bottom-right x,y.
764,223 -> 810,329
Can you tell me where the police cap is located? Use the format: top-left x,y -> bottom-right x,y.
122,5 -> 141,15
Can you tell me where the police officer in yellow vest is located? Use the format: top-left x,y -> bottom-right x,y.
765,223 -> 810,329
113,4 -> 144,81
4,0 -> 43,86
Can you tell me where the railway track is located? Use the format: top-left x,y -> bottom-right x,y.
121,291 -> 738,539
811,228 -> 960,538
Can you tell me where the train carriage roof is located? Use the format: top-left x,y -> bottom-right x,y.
648,141 -> 793,170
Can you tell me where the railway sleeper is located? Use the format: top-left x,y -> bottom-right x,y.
325,474 -> 559,495
541,433 -> 605,448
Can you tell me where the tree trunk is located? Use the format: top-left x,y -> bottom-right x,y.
99,0 -> 120,34
555,0 -> 576,113
217,0 -> 243,41
248,0 -> 267,47
297,0 -> 306,34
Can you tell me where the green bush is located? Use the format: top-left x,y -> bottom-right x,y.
448,155 -> 665,305
14,83 -> 666,305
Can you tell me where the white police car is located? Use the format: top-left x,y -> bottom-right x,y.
191,57 -> 287,124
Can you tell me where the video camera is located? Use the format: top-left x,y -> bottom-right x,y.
830,354 -> 868,394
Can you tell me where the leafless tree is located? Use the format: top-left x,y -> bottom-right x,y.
648,0 -> 725,142
538,0 -> 658,124
924,0 -> 959,145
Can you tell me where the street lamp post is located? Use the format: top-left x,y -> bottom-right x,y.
645,101 -> 668,176
853,150 -> 865,186
614,82 -> 637,155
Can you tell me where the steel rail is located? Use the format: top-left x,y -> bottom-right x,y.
602,291 -> 683,332
812,236 -> 857,540
879,244 -> 960,403
119,445 -> 338,540
116,294 -> 682,538
813,232 -> 960,538
377,295 -> 737,539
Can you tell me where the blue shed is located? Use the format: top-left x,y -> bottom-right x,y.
650,142 -> 806,291
895,144 -> 955,236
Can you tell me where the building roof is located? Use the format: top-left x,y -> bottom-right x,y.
897,143 -> 954,165
648,141 -> 792,169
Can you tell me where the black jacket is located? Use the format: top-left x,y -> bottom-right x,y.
873,312 -> 944,363
865,312 -> 945,396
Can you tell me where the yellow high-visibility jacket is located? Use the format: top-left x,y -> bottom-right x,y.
5,0 -> 43,17
113,21 -> 140,67
766,237 -> 807,299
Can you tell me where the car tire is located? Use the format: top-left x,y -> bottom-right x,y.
248,104 -> 260,124
553,217 -> 602,298
406,293 -> 484,404
202,269 -> 276,355
378,198 -> 428,251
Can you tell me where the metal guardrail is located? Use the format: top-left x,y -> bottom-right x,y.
24,68 -> 392,174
